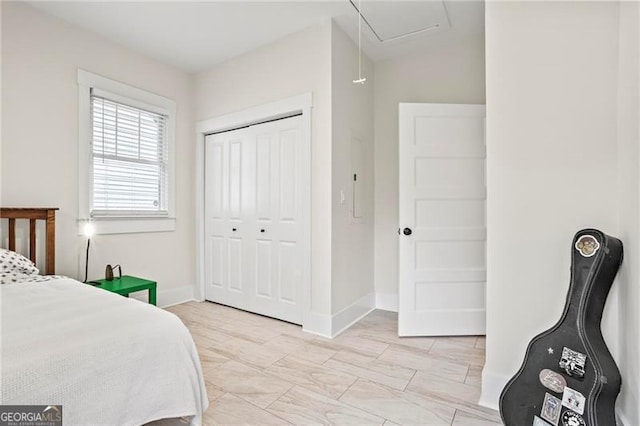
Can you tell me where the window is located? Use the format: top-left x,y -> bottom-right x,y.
78,70 -> 176,234
91,93 -> 168,216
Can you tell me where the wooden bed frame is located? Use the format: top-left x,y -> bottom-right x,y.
1,208 -> 58,275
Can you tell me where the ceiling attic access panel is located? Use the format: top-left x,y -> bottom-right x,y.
349,0 -> 451,43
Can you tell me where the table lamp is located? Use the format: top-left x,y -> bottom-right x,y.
82,221 -> 94,283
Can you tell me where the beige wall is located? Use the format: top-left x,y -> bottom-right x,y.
373,35 -> 486,309
194,22 -> 333,316
483,2 -> 634,420
1,5 -> 375,327
1,2 -> 195,305
615,2 -> 640,424
330,24 -> 375,315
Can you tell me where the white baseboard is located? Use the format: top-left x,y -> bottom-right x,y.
617,409 -> 630,426
302,292 -> 376,338
375,292 -> 398,312
331,292 -> 376,337
616,384 -> 639,426
302,311 -> 332,338
129,284 -> 194,308
617,406 -> 637,426
478,368 -> 510,411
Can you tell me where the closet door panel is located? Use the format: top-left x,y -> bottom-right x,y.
228,139 -> 243,220
256,134 -> 272,221
205,115 -> 305,324
279,129 -> 297,222
208,236 -> 224,289
228,237 -> 243,292
205,135 -> 229,302
255,239 -> 273,298
205,128 -> 246,306
208,144 -> 224,220
278,241 -> 297,304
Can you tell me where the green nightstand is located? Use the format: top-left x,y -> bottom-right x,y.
91,275 -> 157,306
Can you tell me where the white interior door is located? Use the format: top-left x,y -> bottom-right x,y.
204,115 -> 305,324
398,103 -> 486,336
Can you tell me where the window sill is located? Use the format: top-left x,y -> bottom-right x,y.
78,217 -> 176,235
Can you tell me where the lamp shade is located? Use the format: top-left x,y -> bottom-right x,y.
83,222 -> 94,238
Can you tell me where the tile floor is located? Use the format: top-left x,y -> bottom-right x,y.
167,302 -> 501,425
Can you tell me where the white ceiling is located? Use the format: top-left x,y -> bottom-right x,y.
26,0 -> 484,74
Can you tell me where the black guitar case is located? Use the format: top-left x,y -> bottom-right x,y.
500,229 -> 623,426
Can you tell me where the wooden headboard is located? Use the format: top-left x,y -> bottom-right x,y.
1,208 -> 59,275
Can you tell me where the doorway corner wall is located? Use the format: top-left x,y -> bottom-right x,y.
193,21 -> 378,338
329,23 -> 376,336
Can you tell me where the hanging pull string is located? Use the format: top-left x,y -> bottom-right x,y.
353,0 -> 366,84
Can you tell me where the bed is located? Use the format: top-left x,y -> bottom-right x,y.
0,208 -> 209,425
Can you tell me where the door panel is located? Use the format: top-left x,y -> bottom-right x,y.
279,241 -> 297,303
208,236 -> 224,288
415,200 -> 485,228
204,115 -> 304,324
228,237 -> 243,292
399,103 -> 486,336
415,282 -> 485,310
228,139 -> 243,219
255,239 -> 272,297
208,144 -> 224,219
279,129 -> 297,221
256,134 -> 271,220
414,158 -> 484,189
415,116 -> 484,149
415,240 -> 485,269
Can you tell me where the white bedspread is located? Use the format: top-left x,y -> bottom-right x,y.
0,278 -> 208,426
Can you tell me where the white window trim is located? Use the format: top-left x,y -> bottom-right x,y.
78,69 -> 176,235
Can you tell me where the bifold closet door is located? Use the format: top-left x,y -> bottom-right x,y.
204,115 -> 304,324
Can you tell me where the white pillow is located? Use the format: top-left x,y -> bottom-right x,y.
0,248 -> 39,284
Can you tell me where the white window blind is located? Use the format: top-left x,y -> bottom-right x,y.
90,91 -> 169,217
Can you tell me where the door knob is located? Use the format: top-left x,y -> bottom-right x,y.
260,229 -> 265,233
403,227 -> 412,236
232,228 -> 237,232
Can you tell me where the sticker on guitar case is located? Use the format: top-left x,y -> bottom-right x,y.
561,387 -> 585,415
539,369 -> 567,393
533,415 -> 553,426
541,393 -> 562,425
558,347 -> 587,379
575,234 -> 600,257
561,410 -> 586,426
